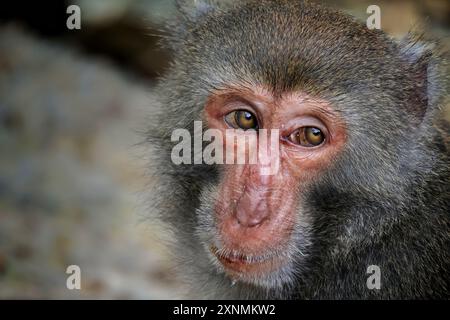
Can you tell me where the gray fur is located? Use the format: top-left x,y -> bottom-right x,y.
147,0 -> 449,299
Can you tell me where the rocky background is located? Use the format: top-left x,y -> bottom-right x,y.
0,0 -> 448,299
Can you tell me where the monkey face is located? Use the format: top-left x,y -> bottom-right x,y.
191,87 -> 347,289
151,0 -> 449,299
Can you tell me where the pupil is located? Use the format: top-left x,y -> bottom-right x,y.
244,112 -> 252,120
311,128 -> 321,136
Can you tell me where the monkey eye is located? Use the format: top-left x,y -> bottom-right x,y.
288,127 -> 325,147
224,110 -> 259,130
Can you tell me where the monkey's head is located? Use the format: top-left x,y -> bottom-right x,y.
150,0 -> 447,298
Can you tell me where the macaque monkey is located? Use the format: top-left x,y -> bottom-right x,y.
148,0 -> 449,299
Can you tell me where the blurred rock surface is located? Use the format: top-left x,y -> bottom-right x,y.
0,25 -> 180,299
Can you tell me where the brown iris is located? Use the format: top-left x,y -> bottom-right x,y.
225,110 -> 259,130
288,127 -> 325,147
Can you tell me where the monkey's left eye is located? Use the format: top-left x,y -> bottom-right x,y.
288,127 -> 325,147
224,110 -> 259,130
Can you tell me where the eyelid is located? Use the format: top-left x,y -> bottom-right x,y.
282,117 -> 328,137
223,98 -> 260,116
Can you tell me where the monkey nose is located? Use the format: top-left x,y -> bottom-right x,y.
235,193 -> 269,228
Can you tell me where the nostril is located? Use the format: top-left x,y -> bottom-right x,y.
237,215 -> 267,227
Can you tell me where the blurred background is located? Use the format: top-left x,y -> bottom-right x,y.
0,0 -> 449,299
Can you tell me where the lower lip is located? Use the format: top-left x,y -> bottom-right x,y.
210,246 -> 283,276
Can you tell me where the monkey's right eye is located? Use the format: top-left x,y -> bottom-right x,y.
288,127 -> 325,147
224,110 -> 259,130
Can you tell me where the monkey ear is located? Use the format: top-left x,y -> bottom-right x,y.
398,34 -> 448,124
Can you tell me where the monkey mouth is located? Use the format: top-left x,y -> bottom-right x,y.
210,245 -> 286,277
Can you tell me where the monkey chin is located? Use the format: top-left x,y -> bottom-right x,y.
208,245 -> 296,290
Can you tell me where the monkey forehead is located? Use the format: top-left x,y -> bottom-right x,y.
207,85 -> 338,118
179,0 -> 408,95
